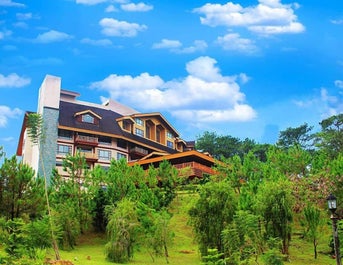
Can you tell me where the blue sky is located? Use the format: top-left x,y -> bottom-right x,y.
0,0 -> 342,158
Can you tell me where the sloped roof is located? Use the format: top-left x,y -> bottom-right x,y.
58,101 -> 179,154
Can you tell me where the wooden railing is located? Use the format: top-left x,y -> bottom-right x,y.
174,162 -> 215,177
75,135 -> 98,145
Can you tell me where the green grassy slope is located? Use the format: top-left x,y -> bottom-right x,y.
55,191 -> 338,265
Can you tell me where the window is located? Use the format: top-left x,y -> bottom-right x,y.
99,136 -> 111,145
135,118 -> 143,126
123,120 -> 131,131
167,140 -> 174,148
135,128 -> 144,137
58,129 -> 72,140
146,125 -> 151,139
117,139 -> 127,149
156,128 -> 161,143
167,131 -> 173,139
57,144 -> 72,155
77,147 -> 92,153
82,114 -> 94,124
98,149 -> 111,161
117,152 -> 127,161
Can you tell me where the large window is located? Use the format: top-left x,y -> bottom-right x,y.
98,149 -> 111,161
57,144 -> 72,155
117,152 -> 127,161
58,129 -> 72,140
82,114 -> 94,124
135,128 -> 144,137
135,118 -> 143,126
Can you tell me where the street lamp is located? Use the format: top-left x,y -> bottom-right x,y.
327,194 -> 342,265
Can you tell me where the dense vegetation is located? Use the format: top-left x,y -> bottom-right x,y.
0,113 -> 342,265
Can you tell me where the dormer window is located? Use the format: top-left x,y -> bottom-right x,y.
74,110 -> 101,125
135,118 -> 143,126
82,114 -> 95,124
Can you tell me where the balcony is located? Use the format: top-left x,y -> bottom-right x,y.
75,135 -> 98,146
80,152 -> 98,162
174,162 -> 215,178
130,146 -> 149,157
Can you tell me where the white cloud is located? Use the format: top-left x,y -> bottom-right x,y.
105,5 -> 118,12
99,18 -> 147,37
81,38 -> 112,46
0,0 -> 25,7
294,87 -> 343,119
0,105 -> 22,127
152,39 -> 207,54
35,30 -> 73,43
121,2 -> 153,12
0,73 -> 30,88
0,30 -> 12,40
216,33 -> 258,54
335,80 -> 343,89
194,0 -> 305,35
16,12 -> 32,20
331,19 -> 343,25
152,39 -> 182,49
76,0 -> 108,5
90,56 -> 256,123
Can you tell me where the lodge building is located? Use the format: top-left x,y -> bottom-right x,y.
16,75 -> 215,181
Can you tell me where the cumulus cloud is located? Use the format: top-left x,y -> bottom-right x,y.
0,105 -> 22,127
35,30 -> 73,43
0,0 -> 25,7
216,33 -> 258,54
100,18 -> 147,37
81,38 -> 112,46
152,39 -> 207,54
0,73 -> 30,88
90,56 -> 256,123
121,2 -> 153,12
194,0 -> 305,35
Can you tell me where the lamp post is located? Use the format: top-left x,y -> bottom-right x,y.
327,194 -> 342,265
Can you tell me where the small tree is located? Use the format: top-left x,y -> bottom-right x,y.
302,205 -> 323,259
189,181 -> 237,256
105,199 -> 140,263
254,179 -> 294,256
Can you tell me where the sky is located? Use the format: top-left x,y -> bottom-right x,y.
0,0 -> 342,158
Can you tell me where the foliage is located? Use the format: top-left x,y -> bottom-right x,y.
302,205 -> 323,259
189,181 -> 237,256
277,123 -> 314,150
50,153 -> 94,249
105,199 -> 140,263
315,114 -> 343,159
222,210 -> 265,263
254,179 -> 294,255
154,160 -> 179,209
0,156 -> 45,221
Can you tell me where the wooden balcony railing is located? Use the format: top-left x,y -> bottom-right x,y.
75,135 -> 98,146
174,162 -> 215,178
80,152 -> 98,161
130,146 -> 149,156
